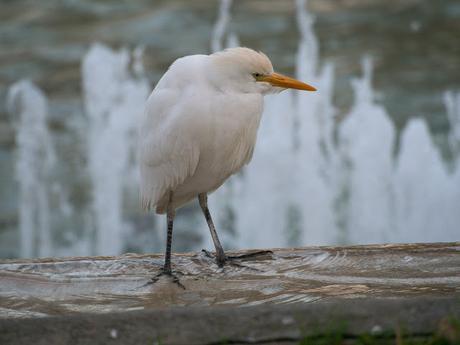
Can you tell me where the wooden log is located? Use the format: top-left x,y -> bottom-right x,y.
0,242 -> 459,344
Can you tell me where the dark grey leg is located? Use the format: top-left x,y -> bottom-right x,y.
139,192 -> 185,289
198,193 -> 227,266
163,193 -> 175,274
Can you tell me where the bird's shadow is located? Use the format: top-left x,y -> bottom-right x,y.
200,249 -> 274,272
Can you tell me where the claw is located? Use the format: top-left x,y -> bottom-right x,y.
201,249 -> 215,259
139,268 -> 186,290
201,249 -> 227,267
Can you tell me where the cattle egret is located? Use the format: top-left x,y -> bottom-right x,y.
139,47 -> 316,277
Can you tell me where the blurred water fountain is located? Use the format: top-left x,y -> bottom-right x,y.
338,57 -> 396,244
5,1 -> 460,259
6,80 -> 56,258
82,43 -> 149,255
211,0 -> 239,53
294,0 -> 338,245
395,120 -> 453,242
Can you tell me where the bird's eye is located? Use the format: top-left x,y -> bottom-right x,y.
252,73 -> 262,79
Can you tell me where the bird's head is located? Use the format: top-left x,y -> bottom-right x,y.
209,47 -> 316,95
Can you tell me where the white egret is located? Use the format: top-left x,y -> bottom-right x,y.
139,47 -> 316,277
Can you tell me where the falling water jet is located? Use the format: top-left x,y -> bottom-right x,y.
395,110 -> 460,242
211,0 -> 235,53
338,57 -> 396,244
294,0 -> 338,245
295,0 -> 319,80
6,80 -> 56,258
82,43 -> 149,255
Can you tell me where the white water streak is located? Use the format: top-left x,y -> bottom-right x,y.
338,57 -> 396,243
7,80 -> 56,258
82,43 -> 149,255
211,0 -> 235,53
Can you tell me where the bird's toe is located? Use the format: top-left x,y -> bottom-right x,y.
141,268 -> 186,289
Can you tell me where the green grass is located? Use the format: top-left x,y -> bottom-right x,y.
213,317 -> 460,345
298,317 -> 460,345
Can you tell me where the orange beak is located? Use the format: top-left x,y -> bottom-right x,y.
259,72 -> 316,91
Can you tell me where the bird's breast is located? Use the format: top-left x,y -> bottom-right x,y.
179,92 -> 263,194
202,93 -> 262,167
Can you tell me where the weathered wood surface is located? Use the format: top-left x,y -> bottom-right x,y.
0,242 -> 459,344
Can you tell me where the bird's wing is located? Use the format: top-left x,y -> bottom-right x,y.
139,88 -> 200,211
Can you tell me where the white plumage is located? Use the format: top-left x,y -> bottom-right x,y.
139,47 -> 315,275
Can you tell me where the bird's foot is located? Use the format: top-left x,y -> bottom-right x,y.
142,267 -> 186,290
201,249 -> 227,266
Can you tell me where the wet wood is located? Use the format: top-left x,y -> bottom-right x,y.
0,242 -> 459,344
